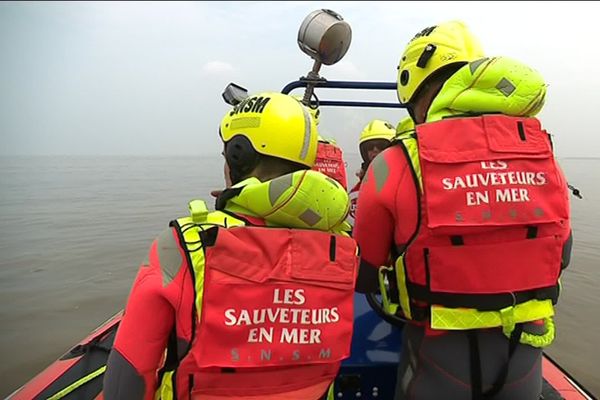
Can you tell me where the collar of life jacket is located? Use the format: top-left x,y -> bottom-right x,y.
427,56 -> 547,122
220,169 -> 351,232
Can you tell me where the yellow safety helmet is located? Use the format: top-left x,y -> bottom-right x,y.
220,92 -> 318,168
396,21 -> 484,104
293,95 -> 320,126
306,105 -> 320,126
359,119 -> 396,144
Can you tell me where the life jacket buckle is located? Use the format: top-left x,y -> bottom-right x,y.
499,303 -> 516,337
378,265 -> 398,315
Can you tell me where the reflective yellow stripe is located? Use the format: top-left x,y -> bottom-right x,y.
46,365 -> 106,400
178,208 -> 247,323
376,257 -> 412,319
378,266 -> 399,316
179,216 -> 207,325
154,207 -> 249,399
373,135 -> 421,322
381,135 -> 421,321
430,299 -> 555,330
399,135 -> 422,191
395,257 -> 412,319
155,371 -> 174,400
326,383 -> 335,400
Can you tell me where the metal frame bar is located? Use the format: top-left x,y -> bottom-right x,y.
281,79 -> 406,109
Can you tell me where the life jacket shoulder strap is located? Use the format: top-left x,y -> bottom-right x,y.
395,131 -> 423,191
159,204 -> 252,393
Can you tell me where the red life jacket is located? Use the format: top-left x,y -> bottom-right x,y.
347,182 -> 361,227
401,115 -> 570,316
172,220 -> 358,399
313,141 -> 348,190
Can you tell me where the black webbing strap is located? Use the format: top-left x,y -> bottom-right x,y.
60,322 -> 119,360
483,323 -> 524,398
158,327 -> 179,379
468,330 -> 483,400
166,327 -> 180,370
407,284 -> 559,312
215,187 -> 243,211
155,327 -> 180,400
64,335 -> 111,358
468,324 -> 524,399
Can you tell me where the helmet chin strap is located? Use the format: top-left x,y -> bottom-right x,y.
228,168 -> 249,185
406,103 -> 418,124
407,62 -> 466,126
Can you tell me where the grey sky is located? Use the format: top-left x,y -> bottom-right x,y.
1,1 -> 599,157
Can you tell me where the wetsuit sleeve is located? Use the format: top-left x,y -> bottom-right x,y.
104,228 -> 180,400
353,153 -> 397,293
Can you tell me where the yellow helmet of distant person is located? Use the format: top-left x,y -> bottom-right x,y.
397,21 -> 485,104
317,135 -> 338,145
359,119 -> 396,144
219,92 -> 318,169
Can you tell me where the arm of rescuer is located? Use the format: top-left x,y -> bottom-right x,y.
104,227 -> 192,400
353,146 -> 416,293
557,161 -> 574,271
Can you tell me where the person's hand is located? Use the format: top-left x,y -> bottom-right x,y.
356,168 -> 365,180
210,189 -> 223,198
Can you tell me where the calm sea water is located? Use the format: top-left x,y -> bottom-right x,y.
0,156 -> 598,397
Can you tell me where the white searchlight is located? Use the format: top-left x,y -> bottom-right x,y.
297,9 -> 352,106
